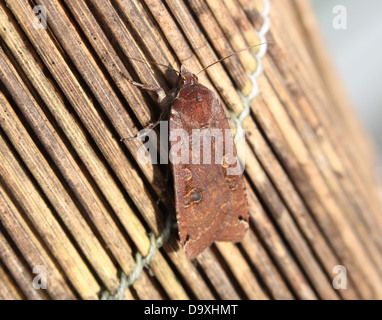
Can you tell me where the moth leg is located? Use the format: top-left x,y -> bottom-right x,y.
120,107 -> 171,142
120,71 -> 172,141
119,71 -> 166,102
120,88 -> 178,141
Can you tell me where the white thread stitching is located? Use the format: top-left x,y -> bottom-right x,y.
232,0 -> 271,144
100,216 -> 174,300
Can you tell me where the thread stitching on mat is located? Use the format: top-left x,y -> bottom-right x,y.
100,0 -> 270,300
232,0 -> 271,144
100,216 -> 174,300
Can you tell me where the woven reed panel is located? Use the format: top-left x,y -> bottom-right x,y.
0,0 -> 381,300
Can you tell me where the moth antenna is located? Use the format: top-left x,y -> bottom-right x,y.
196,42 -> 270,76
125,56 -> 181,76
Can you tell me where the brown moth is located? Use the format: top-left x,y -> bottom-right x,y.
169,66 -> 248,259
122,44 -> 267,259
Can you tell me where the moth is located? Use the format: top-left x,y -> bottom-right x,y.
169,66 -> 248,258
122,44 -> 266,258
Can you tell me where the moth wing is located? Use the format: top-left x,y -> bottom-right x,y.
170,82 -> 248,258
214,168 -> 249,242
214,125 -> 249,241
170,111 -> 230,259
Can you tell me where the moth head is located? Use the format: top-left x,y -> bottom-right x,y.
177,65 -> 198,87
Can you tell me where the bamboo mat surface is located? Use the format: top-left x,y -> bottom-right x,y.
0,0 -> 381,300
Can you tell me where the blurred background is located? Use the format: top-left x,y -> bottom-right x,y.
311,0 -> 382,175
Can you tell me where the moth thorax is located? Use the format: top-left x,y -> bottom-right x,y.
177,65 -> 198,87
